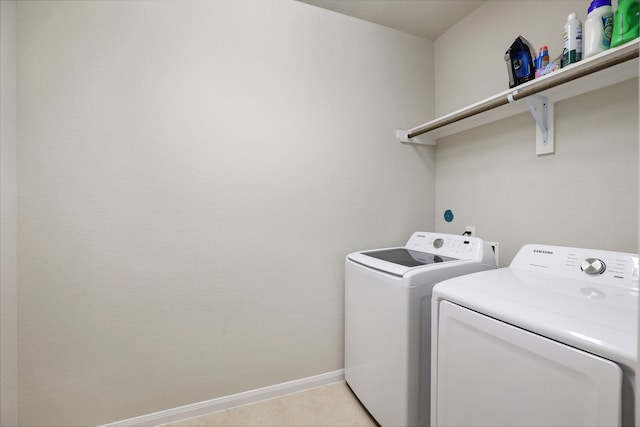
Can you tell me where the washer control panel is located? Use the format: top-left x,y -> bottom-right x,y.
405,232 -> 483,259
513,244 -> 639,288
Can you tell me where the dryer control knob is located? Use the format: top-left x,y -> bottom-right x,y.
581,258 -> 606,275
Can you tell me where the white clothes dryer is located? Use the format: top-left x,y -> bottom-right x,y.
345,232 -> 497,427
431,244 -> 638,427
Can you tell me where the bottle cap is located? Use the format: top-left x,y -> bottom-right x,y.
588,0 -> 612,14
568,12 -> 577,20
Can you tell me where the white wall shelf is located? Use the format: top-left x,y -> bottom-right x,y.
397,38 -> 639,155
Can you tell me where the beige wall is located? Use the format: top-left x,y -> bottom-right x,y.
434,0 -> 638,265
1,1 -> 18,426
10,1 -> 639,425
16,1 -> 434,425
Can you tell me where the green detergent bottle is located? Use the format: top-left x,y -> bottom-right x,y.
610,0 -> 640,47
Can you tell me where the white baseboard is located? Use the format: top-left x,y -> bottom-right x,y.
98,369 -> 345,427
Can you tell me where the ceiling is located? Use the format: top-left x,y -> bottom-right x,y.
297,0 -> 486,40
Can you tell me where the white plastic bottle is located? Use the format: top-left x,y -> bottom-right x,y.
584,0 -> 613,58
562,12 -> 583,66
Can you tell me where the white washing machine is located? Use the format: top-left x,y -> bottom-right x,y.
431,244 -> 639,427
345,232 -> 498,427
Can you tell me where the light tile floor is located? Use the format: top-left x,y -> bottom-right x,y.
161,381 -> 379,427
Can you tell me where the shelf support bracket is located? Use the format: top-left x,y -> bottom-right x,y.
511,93 -> 554,156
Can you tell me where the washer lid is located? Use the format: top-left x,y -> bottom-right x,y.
361,248 -> 457,267
433,247 -> 639,372
347,232 -> 491,277
348,248 -> 459,277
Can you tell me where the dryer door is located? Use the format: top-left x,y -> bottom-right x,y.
433,301 -> 622,427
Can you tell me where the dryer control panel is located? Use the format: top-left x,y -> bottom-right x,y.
512,244 -> 639,288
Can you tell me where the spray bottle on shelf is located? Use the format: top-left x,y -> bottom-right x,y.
538,45 -> 550,68
534,45 -> 549,77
